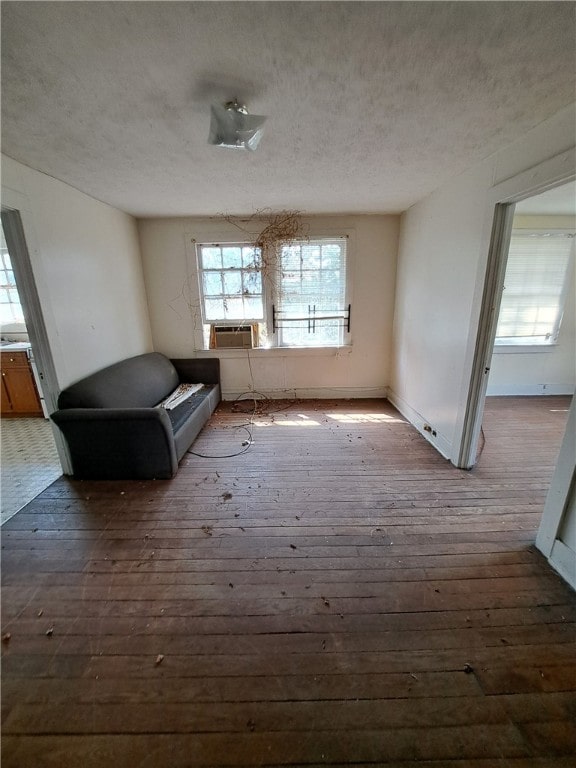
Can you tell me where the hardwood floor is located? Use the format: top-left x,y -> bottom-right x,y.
2,395 -> 575,766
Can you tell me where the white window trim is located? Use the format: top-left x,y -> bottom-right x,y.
267,234 -> 352,349
196,241 -> 265,324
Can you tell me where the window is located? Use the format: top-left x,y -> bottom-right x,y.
275,238 -> 348,347
0,226 -> 24,324
495,231 -> 574,346
197,243 -> 264,323
196,235 -> 350,349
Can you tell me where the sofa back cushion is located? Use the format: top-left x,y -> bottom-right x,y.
58,352 -> 180,409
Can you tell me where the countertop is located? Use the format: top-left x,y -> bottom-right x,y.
0,341 -> 32,352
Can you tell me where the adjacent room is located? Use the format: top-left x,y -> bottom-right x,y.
1,2 -> 575,765
1,222 -> 61,524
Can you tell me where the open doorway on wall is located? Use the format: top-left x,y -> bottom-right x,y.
475,181 -> 575,468
0,217 -> 61,524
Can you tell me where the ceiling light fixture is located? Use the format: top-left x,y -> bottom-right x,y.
208,99 -> 267,151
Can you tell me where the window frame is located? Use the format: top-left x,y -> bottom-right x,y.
196,241 -> 265,325
494,228 -> 575,349
270,236 -> 351,349
194,230 -> 353,351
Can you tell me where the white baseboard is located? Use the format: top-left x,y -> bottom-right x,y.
548,540 -> 576,591
387,389 -> 453,461
222,386 -> 388,401
486,383 -> 575,396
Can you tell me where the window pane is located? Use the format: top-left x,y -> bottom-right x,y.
0,288 -> 10,303
242,247 -> 261,268
203,271 -> 223,296
223,271 -> 242,295
244,296 -> 263,319
224,297 -> 244,319
317,324 -> 340,345
0,305 -> 14,323
243,270 -> 262,295
280,326 -> 302,347
321,243 -> 342,269
201,247 -> 221,269
5,270 -> 16,286
302,243 -> 320,267
281,245 -> 301,272
204,298 -> 224,320
281,271 -> 300,288
222,247 -> 242,269
322,269 -> 341,288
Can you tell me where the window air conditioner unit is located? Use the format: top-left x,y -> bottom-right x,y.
210,325 -> 254,349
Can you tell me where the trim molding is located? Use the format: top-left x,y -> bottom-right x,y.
222,386 -> 388,401
486,384 -> 575,396
547,539 -> 576,591
387,389 -> 452,461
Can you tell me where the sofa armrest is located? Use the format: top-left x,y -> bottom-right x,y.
170,358 -> 220,385
51,407 -> 177,479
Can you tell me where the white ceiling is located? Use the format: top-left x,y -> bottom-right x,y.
1,1 -> 575,218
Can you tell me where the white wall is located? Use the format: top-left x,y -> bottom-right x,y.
1,155 -> 153,389
138,215 -> 399,399
390,103 -> 576,462
487,214 -> 576,396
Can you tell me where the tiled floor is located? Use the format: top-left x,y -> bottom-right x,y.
0,417 -> 61,525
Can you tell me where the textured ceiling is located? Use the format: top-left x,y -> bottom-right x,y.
1,2 -> 575,218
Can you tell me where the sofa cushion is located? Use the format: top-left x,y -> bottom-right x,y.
58,352 -> 179,410
164,386 -> 214,433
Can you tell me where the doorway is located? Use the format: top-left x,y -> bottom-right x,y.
458,150 -> 575,470
473,182 -> 575,466
485,183 -> 575,398
0,214 -> 62,524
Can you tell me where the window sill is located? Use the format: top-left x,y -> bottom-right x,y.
493,343 -> 557,354
196,345 -> 353,358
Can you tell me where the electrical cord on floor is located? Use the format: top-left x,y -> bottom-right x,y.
231,390 -> 302,416
187,395 -> 257,459
186,390 -> 303,460
475,426 -> 486,462
187,424 -> 254,459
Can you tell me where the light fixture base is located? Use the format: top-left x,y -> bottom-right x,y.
208,100 -> 267,151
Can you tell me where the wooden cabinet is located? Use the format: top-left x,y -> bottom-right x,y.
1,350 -> 43,417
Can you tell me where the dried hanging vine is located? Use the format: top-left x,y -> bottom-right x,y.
219,209 -> 308,281
253,210 -> 307,254
171,210 -> 308,349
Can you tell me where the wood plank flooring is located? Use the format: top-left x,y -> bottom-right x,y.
2,395 -> 575,767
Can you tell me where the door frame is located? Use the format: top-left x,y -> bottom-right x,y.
457,148 -> 576,469
1,206 -> 71,474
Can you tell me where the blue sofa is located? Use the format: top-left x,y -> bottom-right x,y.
51,352 -> 220,479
